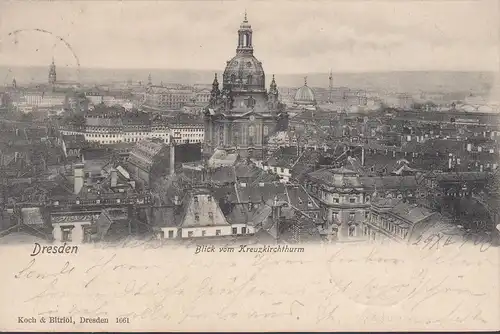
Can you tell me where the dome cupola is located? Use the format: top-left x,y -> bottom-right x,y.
222,12 -> 266,93
294,76 -> 316,105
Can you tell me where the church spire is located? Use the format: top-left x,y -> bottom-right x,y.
304,76 -> 308,86
236,11 -> 253,55
48,57 -> 56,85
210,73 -> 221,105
269,74 -> 278,94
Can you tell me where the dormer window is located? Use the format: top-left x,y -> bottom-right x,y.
195,213 -> 200,221
194,196 -> 198,203
208,195 -> 212,202
208,212 -> 213,219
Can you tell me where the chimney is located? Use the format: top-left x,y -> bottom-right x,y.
170,143 -> 175,176
74,163 -> 84,195
361,146 -> 365,166
110,168 -> 117,187
272,196 -> 281,221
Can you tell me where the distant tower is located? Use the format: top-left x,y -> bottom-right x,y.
268,74 -> 279,110
12,78 -> 17,89
328,69 -> 333,103
147,73 -> 152,86
48,58 -> 57,85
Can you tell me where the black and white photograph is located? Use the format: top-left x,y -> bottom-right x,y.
0,0 -> 499,332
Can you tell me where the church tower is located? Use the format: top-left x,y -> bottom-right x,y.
48,58 -> 57,85
203,12 -> 288,159
268,74 -> 279,110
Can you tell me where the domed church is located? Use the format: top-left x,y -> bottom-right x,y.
203,12 -> 288,159
294,77 -> 317,108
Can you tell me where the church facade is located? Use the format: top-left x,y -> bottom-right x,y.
203,13 -> 288,159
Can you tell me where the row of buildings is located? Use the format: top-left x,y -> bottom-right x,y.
59,107 -> 204,145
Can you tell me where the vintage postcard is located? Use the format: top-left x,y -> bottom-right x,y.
0,0 -> 499,332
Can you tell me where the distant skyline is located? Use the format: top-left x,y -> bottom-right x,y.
0,0 -> 498,74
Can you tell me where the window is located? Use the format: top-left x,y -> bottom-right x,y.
194,196 -> 198,203
61,227 -> 73,242
263,126 -> 269,136
332,212 -> 339,220
195,213 -> 200,221
216,229 -> 221,236
208,195 -> 212,202
208,212 -> 213,220
348,224 -> 356,237
249,125 -> 255,137
232,227 -> 238,235
168,230 -> 174,238
349,198 -> 356,203
242,227 -> 247,234
188,231 -> 194,238
333,198 -> 339,204
349,212 -> 355,221
202,230 -> 206,237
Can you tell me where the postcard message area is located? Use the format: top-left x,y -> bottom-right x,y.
0,242 -> 498,332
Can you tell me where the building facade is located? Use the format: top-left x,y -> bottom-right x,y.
203,13 -> 288,159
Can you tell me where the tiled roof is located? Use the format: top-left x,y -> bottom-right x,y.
181,192 -> 230,227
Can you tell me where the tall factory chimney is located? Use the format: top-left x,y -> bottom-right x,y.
170,143 -> 175,176
74,163 -> 84,195
110,168 -> 118,188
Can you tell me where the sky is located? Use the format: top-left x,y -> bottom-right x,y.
0,0 -> 498,73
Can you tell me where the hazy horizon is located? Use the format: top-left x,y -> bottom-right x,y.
1,65 -> 497,95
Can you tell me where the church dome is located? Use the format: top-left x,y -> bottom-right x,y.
223,54 -> 265,91
294,78 -> 316,105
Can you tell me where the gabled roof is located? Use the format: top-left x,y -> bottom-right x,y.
180,192 -> 230,227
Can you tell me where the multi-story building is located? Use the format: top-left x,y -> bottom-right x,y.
144,86 -> 193,110
170,122 -> 205,144
304,167 -> 421,240
13,91 -> 67,112
59,108 -> 204,145
362,197 -> 444,243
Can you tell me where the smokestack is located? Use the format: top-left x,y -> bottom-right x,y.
272,196 -> 281,221
170,143 -> 175,176
74,163 -> 84,195
110,168 -> 117,187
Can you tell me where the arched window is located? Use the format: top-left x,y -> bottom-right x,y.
249,125 -> 255,137
247,75 -> 253,85
230,74 -> 236,83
